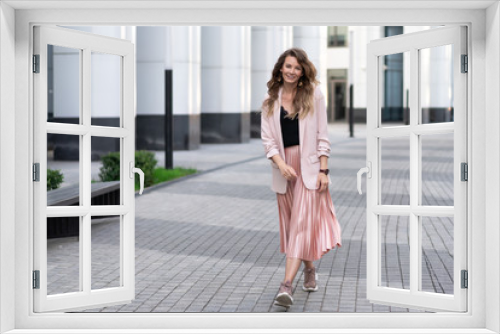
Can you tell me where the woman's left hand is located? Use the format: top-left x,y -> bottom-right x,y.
316,172 -> 329,192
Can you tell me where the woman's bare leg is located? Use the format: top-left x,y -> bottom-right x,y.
284,258 -> 316,283
302,260 -> 314,269
284,257 -> 302,283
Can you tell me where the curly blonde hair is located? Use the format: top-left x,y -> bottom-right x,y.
262,48 -> 319,120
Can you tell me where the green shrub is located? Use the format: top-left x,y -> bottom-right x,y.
134,151 -> 157,187
99,150 -> 158,188
47,169 -> 64,191
98,152 -> 121,182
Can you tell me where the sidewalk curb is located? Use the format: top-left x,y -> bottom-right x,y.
135,155 -> 264,197
135,137 -> 364,197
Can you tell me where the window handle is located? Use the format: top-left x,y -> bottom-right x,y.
357,162 -> 372,195
129,162 -> 145,195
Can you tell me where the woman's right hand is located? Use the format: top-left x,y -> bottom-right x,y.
278,163 -> 298,181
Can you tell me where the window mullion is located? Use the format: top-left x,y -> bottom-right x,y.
81,214 -> 91,293
409,47 -> 419,294
82,48 -> 91,208
82,47 -> 92,294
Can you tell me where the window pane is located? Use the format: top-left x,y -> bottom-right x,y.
92,215 -> 121,290
380,51 -> 410,126
327,26 -> 335,46
420,216 -> 454,294
47,216 -> 81,295
380,215 -> 410,290
421,133 -> 454,206
420,44 -> 454,124
91,52 -> 121,127
47,134 -> 80,206
91,136 -> 121,206
48,45 -> 81,124
327,26 -> 348,47
336,26 -> 348,46
380,136 -> 410,205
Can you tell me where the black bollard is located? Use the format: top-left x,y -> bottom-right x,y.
164,70 -> 173,169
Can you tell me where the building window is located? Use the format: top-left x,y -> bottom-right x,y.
327,26 -> 348,47
327,69 -> 347,122
382,26 -> 404,122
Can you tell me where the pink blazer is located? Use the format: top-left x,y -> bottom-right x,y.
261,85 -> 331,194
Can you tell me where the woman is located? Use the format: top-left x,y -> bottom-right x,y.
261,48 -> 342,308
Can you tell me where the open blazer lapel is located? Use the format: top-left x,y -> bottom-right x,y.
299,99 -> 306,157
274,87 -> 285,160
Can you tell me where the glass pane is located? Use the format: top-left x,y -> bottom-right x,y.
92,215 -> 121,289
380,136 -> 410,205
420,44 -> 454,124
47,216 -> 81,295
420,216 -> 454,294
91,136 -> 121,206
91,52 -> 121,127
47,134 -> 80,206
421,133 -> 454,206
380,215 -> 410,290
380,51 -> 410,126
48,45 -> 81,124
336,26 -> 348,46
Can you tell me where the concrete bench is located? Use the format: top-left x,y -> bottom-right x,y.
47,181 -> 120,238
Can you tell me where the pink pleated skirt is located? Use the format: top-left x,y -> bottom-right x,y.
277,145 -> 342,262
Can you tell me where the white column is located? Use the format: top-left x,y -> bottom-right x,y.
251,26 -> 293,111
136,26 -> 172,150
351,26 -> 370,116
136,27 -> 171,117
171,26 -> 201,150
53,26 -> 129,124
430,44 -> 453,122
403,26 -> 429,123
120,26 -> 136,43
89,28 -> 122,123
349,26 -> 384,122
51,26 -> 132,160
51,45 -> 80,120
293,26 -> 328,95
419,27 -> 453,123
250,26 -> 293,137
201,26 -> 251,143
251,27 -> 271,112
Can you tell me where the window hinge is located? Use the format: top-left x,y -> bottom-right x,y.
461,54 -> 468,73
33,163 -> 40,182
461,269 -> 468,289
461,162 -> 468,181
33,270 -> 40,289
33,54 -> 40,73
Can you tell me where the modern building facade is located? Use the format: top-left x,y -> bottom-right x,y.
48,25 -> 451,157
326,26 -> 450,125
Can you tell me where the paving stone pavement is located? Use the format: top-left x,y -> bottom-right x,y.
47,122 -> 455,313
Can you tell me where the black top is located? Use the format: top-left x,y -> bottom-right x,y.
280,106 -> 300,148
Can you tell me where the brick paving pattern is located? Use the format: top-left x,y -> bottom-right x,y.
46,123 -> 455,313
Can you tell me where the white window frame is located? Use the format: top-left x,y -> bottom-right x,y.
1,2 -> 498,334
365,25 -> 468,312
33,25 -> 136,312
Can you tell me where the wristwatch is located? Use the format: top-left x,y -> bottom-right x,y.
319,169 -> 329,175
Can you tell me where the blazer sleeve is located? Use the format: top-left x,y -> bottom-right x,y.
315,87 -> 331,158
261,102 -> 280,159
